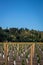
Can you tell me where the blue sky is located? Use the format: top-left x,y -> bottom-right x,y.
0,0 -> 43,31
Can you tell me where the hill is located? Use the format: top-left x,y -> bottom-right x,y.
0,27 -> 43,42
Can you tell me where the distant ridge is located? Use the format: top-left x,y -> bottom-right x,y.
0,27 -> 43,42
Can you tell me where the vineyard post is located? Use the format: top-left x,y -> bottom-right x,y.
30,43 -> 35,65
4,42 -> 8,65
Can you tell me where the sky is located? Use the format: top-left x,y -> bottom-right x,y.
0,0 -> 43,31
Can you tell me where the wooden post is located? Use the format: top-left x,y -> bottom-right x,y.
32,44 -> 35,58
30,44 -> 35,65
4,42 -> 8,65
30,45 -> 33,65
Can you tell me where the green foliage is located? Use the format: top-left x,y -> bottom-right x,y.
0,27 -> 43,42
13,55 -> 16,60
22,59 -> 25,65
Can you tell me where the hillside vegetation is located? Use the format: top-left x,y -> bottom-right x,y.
0,27 -> 43,42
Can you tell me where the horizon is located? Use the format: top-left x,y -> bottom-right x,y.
0,27 -> 43,32
0,0 -> 43,31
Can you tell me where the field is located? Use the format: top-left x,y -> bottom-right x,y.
0,42 -> 43,65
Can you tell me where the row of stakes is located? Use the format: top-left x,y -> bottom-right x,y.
0,42 -> 36,65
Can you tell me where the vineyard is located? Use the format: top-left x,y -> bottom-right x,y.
0,42 -> 43,65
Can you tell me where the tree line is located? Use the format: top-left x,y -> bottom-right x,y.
0,27 -> 43,42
